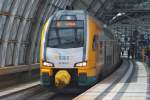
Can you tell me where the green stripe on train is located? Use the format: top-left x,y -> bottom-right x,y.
78,76 -> 97,86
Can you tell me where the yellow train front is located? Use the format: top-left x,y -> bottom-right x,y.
40,10 -> 120,88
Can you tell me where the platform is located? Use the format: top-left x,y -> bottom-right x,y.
0,64 -> 39,76
74,60 -> 150,100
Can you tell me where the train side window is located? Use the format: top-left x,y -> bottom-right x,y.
93,35 -> 97,50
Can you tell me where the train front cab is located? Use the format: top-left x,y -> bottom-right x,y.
40,12 -> 102,87
76,16 -> 103,86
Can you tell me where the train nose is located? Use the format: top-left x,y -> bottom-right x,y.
55,70 -> 71,88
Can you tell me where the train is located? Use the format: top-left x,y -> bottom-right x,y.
40,10 -> 121,88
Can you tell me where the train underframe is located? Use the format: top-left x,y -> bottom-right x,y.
40,67 -> 97,87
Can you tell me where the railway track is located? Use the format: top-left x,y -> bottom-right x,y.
0,84 -> 53,100
0,81 -> 84,100
0,86 -> 82,100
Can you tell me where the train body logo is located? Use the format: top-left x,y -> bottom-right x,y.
53,52 -> 70,65
53,53 -> 59,60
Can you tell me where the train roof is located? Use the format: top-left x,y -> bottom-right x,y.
54,10 -> 86,14
52,10 -> 86,20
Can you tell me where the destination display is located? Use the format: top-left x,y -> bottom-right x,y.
51,20 -> 84,28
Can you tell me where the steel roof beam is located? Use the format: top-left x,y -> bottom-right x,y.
0,0 -> 21,67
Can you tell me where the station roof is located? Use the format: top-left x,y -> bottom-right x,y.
0,0 -> 149,67
72,0 -> 150,24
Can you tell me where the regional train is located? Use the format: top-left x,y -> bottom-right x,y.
40,10 -> 121,88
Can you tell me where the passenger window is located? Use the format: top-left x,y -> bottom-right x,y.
93,35 -> 97,50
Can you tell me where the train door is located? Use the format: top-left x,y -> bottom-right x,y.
94,33 -> 103,77
93,34 -> 99,77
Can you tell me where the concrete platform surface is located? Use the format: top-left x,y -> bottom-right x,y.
74,60 -> 150,100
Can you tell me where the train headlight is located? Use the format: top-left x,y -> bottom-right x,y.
43,62 -> 53,67
75,61 -> 87,67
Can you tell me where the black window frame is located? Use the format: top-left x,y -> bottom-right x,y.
46,20 -> 85,49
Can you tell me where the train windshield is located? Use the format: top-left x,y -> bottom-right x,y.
47,20 -> 84,48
